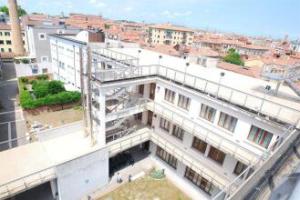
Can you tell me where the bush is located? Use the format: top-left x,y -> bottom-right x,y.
36,74 -> 49,80
48,80 -> 65,95
21,58 -> 30,64
20,77 -> 29,84
33,80 -> 49,98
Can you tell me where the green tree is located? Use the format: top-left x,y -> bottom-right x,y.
223,48 -> 244,66
0,5 -> 27,17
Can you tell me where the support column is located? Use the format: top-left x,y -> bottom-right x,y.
97,88 -> 106,147
50,179 -> 59,199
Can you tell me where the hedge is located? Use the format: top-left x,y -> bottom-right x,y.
19,78 -> 81,109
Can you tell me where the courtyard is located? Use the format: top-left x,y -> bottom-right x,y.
98,175 -> 190,200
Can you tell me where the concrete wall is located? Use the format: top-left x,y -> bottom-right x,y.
56,148 -> 109,200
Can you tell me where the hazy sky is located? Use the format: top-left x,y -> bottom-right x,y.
1,0 -> 299,39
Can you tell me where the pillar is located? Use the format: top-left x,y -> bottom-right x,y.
8,0 -> 25,56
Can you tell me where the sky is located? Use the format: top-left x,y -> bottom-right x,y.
0,0 -> 299,39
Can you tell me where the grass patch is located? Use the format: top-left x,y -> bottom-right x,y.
98,176 -> 190,200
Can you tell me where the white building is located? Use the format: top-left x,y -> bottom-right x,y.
47,33 -> 300,199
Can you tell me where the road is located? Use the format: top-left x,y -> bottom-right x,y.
0,62 -> 26,151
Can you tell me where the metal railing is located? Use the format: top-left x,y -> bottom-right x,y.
106,126 -> 138,143
0,167 -> 56,200
91,50 -> 300,127
151,132 -> 231,190
147,101 -> 264,165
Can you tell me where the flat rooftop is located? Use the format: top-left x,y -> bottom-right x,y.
110,47 -> 300,112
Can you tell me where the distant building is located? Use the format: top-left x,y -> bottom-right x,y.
0,23 -> 28,56
26,24 -> 81,63
148,24 -> 194,46
49,30 -> 105,91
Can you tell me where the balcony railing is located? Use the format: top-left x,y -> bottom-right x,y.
147,101 -> 265,166
91,50 -> 300,127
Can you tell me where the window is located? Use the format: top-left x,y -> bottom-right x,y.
233,161 -> 247,176
0,32 -> 2,36
172,125 -> 184,140
0,48 -> 4,52
200,104 -> 216,122
6,40 -> 11,45
192,137 -> 207,154
184,167 -> 213,195
0,40 -> 3,44
164,88 -> 175,103
208,146 -> 226,165
218,112 -> 237,132
156,146 -> 178,169
160,118 -> 170,132
38,33 -> 46,40
4,32 -> 10,36
247,126 -> 273,148
8,48 -> 12,52
41,56 -> 48,62
177,94 -> 190,110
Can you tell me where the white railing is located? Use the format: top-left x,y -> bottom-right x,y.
92,50 -> 300,127
0,167 -> 56,200
147,101 -> 264,165
151,132 -> 231,190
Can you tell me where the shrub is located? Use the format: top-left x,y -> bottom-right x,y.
33,80 -> 49,98
21,58 -> 30,64
36,74 -> 49,80
20,77 -> 29,83
48,80 -> 65,95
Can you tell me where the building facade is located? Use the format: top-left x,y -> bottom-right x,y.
49,34 -> 300,199
148,24 -> 194,46
0,23 -> 27,54
26,24 -> 81,63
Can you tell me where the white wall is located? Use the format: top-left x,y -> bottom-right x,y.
56,148 -> 109,200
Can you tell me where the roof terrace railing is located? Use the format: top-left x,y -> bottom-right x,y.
91,54 -> 300,127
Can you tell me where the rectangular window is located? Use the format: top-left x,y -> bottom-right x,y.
6,40 -> 11,45
0,40 -> 3,44
247,126 -> 273,148
0,48 -> 4,52
218,112 -> 237,132
4,32 -> 10,36
184,167 -> 213,195
233,161 -> 247,176
208,146 -> 226,165
172,125 -> 184,140
156,146 -> 178,169
177,94 -> 190,110
164,88 -> 175,103
200,104 -> 216,122
192,137 -> 207,154
160,118 -> 170,132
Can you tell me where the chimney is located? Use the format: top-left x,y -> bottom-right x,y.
8,0 -> 25,56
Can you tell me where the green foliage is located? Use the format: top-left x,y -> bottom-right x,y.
33,80 -> 49,98
0,6 -> 8,15
48,80 -> 65,94
223,48 -> 244,66
20,77 -> 29,83
36,74 -> 49,80
0,5 -> 27,17
18,78 -> 80,109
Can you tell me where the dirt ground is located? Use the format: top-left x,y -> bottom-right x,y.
98,176 -> 190,200
24,107 -> 83,129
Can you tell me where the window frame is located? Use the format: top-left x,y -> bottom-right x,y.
218,112 -> 238,132
177,94 -> 191,111
200,104 -> 216,123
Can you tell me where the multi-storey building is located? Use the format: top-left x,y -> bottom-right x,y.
148,24 -> 194,46
48,32 -> 300,199
0,23 -> 27,54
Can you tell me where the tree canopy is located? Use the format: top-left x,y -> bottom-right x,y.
0,5 -> 27,17
223,48 -> 244,66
